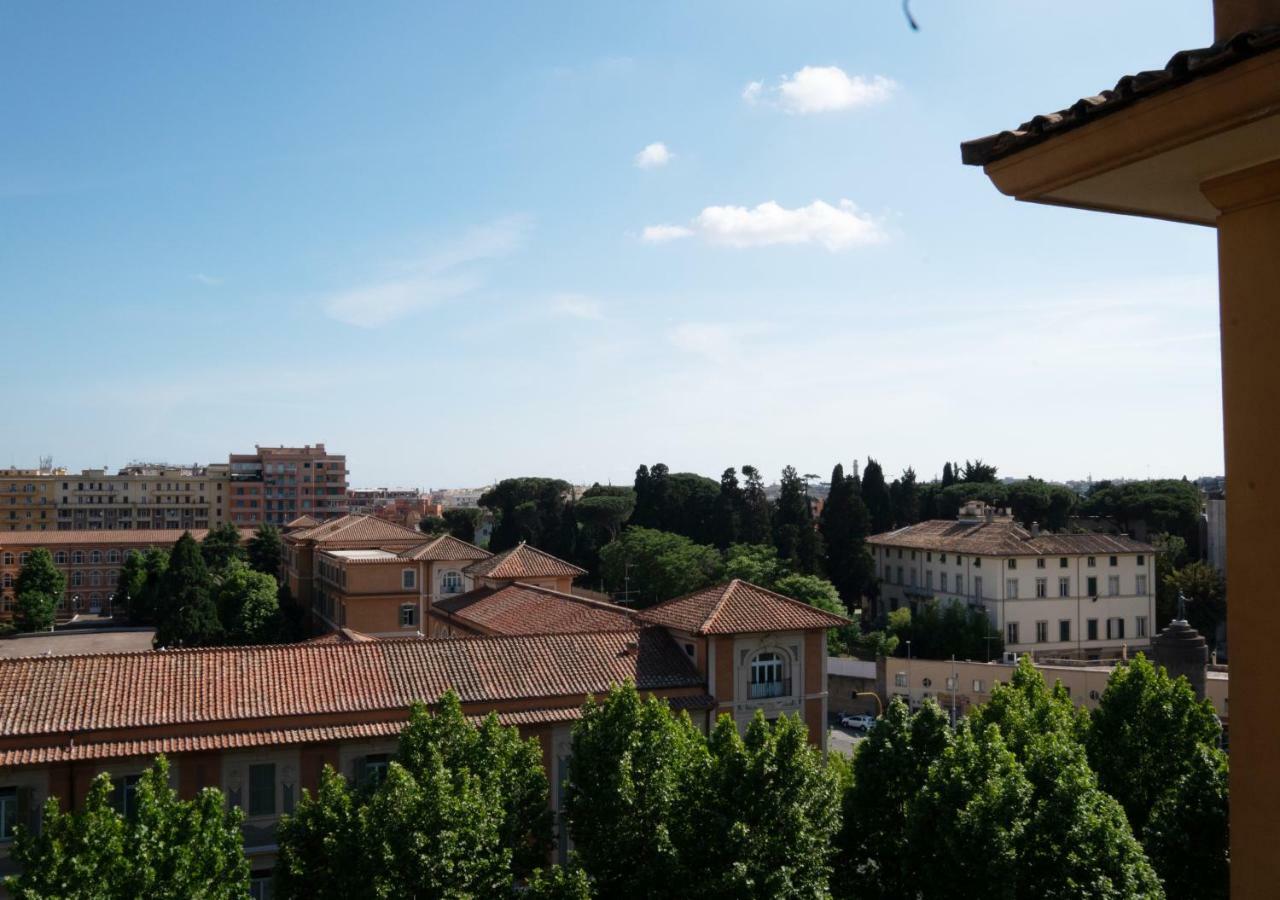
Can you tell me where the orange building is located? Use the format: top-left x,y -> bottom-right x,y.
0,579 -> 848,884
0,470 -> 60,533
0,527 -> 251,621
228,444 -> 348,528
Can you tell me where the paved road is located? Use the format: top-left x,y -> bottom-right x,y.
828,724 -> 868,757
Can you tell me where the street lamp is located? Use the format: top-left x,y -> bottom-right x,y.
854,692 -> 884,717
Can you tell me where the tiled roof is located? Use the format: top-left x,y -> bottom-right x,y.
0,694 -> 719,767
433,582 -> 636,637
399,533 -> 492,562
637,580 -> 851,636
0,628 -> 702,740
288,514 -> 423,545
285,515 -> 321,529
867,520 -> 1153,556
464,542 -> 586,580
962,28 -> 1280,166
304,628 -> 375,644
0,528 -> 253,547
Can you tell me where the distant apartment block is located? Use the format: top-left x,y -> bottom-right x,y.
56,464 -> 229,532
0,467 -> 62,532
227,444 -> 349,527
869,501 -> 1157,661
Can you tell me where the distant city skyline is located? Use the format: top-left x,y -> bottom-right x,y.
3,2 -> 1224,485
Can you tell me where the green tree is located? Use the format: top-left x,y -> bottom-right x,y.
836,699 -> 952,899
888,466 -> 921,526
575,486 -> 635,545
525,862 -> 594,900
1164,561 -> 1226,644
274,766 -> 366,900
13,546 -> 65,598
200,523 -> 245,571
154,532 -> 221,648
1142,744 -> 1229,900
773,466 -> 821,573
564,683 -> 705,898
418,515 -> 448,534
442,507 -> 484,543
821,464 -> 875,604
960,459 -> 999,483
480,477 -> 576,558
7,756 -> 248,900
216,560 -> 281,644
861,458 -> 894,534
116,550 -> 149,624
599,527 -> 722,607
1082,479 -> 1202,556
941,462 -> 956,488
1151,532 -> 1188,627
246,524 -> 283,581
14,591 -> 56,632
711,467 -> 743,550
396,693 -> 551,879
723,543 -> 787,586
684,713 -> 842,898
739,465 -> 773,545
969,656 -> 1086,754
773,573 -> 854,654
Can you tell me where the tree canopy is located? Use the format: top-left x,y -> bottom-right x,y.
599,527 -> 722,607
12,547 -> 64,632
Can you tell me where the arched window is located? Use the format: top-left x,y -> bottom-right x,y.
749,651 -> 789,700
54,551 -> 68,564
1,552 -> 12,566
441,570 -> 463,594
71,571 -> 83,587
19,553 -> 29,565
2,574 -> 11,588
72,551 -> 84,565
90,550 -> 102,564
90,571 -> 101,587
107,550 -> 121,563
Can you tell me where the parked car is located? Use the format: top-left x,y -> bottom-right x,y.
840,713 -> 877,731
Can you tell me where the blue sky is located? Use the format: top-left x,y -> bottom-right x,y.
1,1 -> 1223,487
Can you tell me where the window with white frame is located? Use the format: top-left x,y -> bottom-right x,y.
1035,578 -> 1047,598
972,679 -> 984,693
0,786 -> 18,841
1106,617 -> 1125,640
940,572 -> 948,592
54,551 -> 67,564
1007,558 -> 1017,570
1,553 -> 12,566
749,651 -> 787,699
89,550 -> 101,564
1035,620 -> 1048,643
72,551 -> 83,564
110,774 -> 142,818
442,570 -> 463,594
1059,576 -> 1070,597
1108,576 -> 1120,597
955,574 -> 964,595
894,672 -> 908,687
1135,574 -> 1148,596
1006,578 -> 1018,599
1136,616 -> 1148,638
399,604 -> 418,627
1036,558 -> 1046,569
974,576 -> 982,598
945,676 -> 957,690
401,568 -> 416,590
1006,622 -> 1019,644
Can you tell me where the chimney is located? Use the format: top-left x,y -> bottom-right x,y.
1214,0 -> 1280,40
1031,522 -> 1041,537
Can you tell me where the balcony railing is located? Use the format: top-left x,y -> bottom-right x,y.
748,678 -> 792,700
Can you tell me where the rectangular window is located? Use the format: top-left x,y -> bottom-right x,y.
1087,576 -> 1098,597
894,672 -> 907,687
1109,555 -> 1118,567
1108,576 -> 1120,597
926,571 -> 933,590
1006,578 -> 1018,599
110,775 -> 141,818
401,568 -> 416,590
1007,558 -> 1017,570
1059,557 -> 1068,568
941,572 -> 948,592
897,566 -> 903,585
1059,576 -> 1070,597
399,604 -> 418,627
955,574 -> 964,595
940,553 -> 947,563
1137,555 -> 1145,566
1087,619 -> 1099,641
972,679 -> 984,693
909,568 -> 917,587
1035,578 -> 1047,598
362,754 -> 390,787
1107,617 -> 1126,640
926,552 -> 932,562
945,676 -> 957,690
1036,558 -> 1046,569
0,786 -> 17,841
1006,622 -> 1019,645
1035,621 -> 1048,643
248,764 -> 276,817
974,576 -> 982,598
1135,574 -> 1148,596
1087,556 -> 1096,568
1059,619 -> 1071,642
1136,616 -> 1148,638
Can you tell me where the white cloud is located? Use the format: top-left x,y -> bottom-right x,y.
668,322 -> 773,364
634,142 -> 673,169
192,273 -> 222,286
644,200 -> 884,251
744,66 -> 895,114
322,216 -> 530,328
551,293 -> 604,320
641,224 -> 695,244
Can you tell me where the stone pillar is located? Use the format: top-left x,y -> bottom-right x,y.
1149,620 -> 1208,700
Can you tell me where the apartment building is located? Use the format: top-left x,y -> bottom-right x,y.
228,444 -> 348,527
0,468 -> 61,533
869,501 -> 1157,660
55,464 -> 230,532
0,527 -> 251,619
0,578 -> 848,884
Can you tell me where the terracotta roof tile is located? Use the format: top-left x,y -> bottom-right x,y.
0,528 -> 253,547
285,515 -> 321,529
398,534 -> 492,562
867,520 -> 1153,556
288,514 -> 423,545
637,580 -> 851,636
0,629 -> 701,740
961,27 -> 1280,166
463,542 -> 586,580
433,583 -> 636,636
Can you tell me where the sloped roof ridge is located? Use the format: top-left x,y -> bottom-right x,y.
701,579 -> 742,633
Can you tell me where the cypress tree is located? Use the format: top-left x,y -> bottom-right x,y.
739,466 -> 773,545
154,532 -> 221,647
712,468 -> 743,550
862,458 -> 894,535
821,465 -> 875,604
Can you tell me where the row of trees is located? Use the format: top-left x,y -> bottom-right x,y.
6,656 -> 1227,898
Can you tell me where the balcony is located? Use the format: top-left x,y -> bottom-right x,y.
748,678 -> 791,700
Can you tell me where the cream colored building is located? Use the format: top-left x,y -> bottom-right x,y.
0,467 -> 62,532
869,501 -> 1156,660
54,464 -> 231,531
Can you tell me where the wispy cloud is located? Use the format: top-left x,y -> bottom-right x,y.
644,200 -> 885,251
192,273 -> 223,286
322,216 -> 530,328
668,321 -> 773,364
634,142 -> 673,169
743,66 -> 895,114
550,293 -> 605,321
